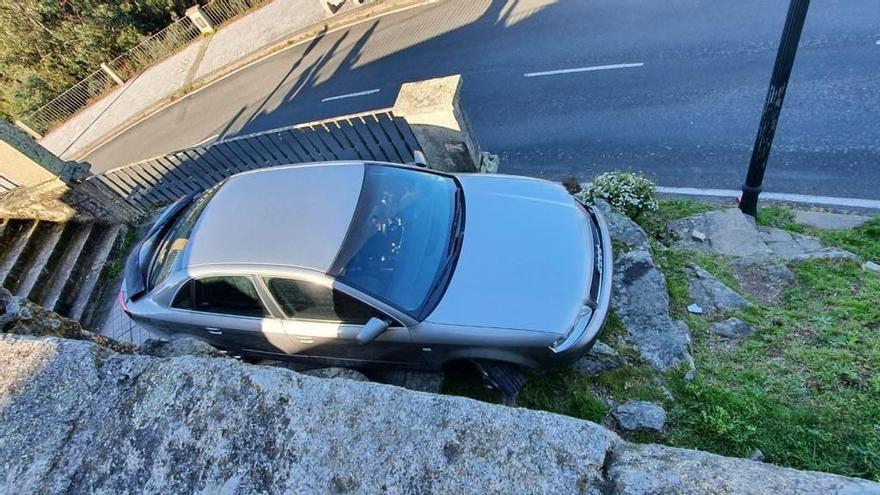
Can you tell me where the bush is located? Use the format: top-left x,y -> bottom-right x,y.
578,171 -> 658,219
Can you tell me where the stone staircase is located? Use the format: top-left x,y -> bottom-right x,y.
0,218 -> 125,324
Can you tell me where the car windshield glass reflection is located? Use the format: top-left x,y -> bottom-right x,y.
333,165 -> 458,318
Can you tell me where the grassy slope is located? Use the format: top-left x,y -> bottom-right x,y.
443,200 -> 880,480
650,203 -> 880,479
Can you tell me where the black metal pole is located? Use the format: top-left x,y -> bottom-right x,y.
740,0 -> 810,216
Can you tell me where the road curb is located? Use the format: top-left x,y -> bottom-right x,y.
66,0 -> 439,162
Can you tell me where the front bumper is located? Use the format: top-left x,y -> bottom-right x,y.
547,201 -> 614,361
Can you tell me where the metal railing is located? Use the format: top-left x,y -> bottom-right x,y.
19,0 -> 271,136
203,0 -> 268,26
88,109 -> 421,213
105,18 -> 203,81
19,69 -> 119,137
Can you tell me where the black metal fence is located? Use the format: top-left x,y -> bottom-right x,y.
20,0 -> 272,135
86,109 -> 421,213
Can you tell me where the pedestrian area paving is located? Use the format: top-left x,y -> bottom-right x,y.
39,0 -> 371,161
98,280 -> 153,346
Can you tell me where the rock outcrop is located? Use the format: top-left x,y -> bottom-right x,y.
301,367 -> 371,382
593,200 -> 649,251
592,200 -> 696,373
668,208 -> 860,305
759,227 -> 857,262
668,208 -> 858,264
711,317 -> 754,341
2,335 -> 879,494
0,287 -> 136,354
575,341 -> 626,376
611,401 -> 667,433
612,250 -> 694,372
368,369 -> 445,393
686,264 -> 749,315
606,443 -> 879,495
668,208 -> 772,258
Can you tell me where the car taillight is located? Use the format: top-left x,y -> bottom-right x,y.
118,291 -> 131,315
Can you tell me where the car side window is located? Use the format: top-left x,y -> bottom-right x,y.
192,276 -> 267,318
264,277 -> 382,324
172,280 -> 193,309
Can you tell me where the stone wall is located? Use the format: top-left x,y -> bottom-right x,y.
0,119 -> 135,223
0,120 -> 86,188
1,335 -> 877,494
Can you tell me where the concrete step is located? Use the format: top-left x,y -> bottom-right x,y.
4,222 -> 65,295
32,222 -> 94,310
0,220 -> 39,286
13,223 -> 65,298
58,224 -> 125,321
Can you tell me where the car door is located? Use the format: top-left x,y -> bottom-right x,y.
177,275 -> 299,355
261,276 -> 420,365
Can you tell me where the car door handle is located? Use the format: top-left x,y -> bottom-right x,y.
205,327 -> 222,335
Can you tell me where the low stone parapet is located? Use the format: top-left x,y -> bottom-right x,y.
1,335 -> 877,494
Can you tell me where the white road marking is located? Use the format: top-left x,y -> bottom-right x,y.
524,62 -> 644,78
194,133 -> 219,147
655,186 -> 880,210
321,89 -> 380,102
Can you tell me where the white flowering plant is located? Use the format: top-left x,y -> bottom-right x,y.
576,171 -> 658,219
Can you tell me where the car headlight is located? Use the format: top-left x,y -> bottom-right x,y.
552,305 -> 594,352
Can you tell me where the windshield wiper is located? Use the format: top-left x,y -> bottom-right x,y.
420,186 -> 464,320
447,186 -> 464,256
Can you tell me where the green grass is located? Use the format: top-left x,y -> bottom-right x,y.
649,242 -> 690,314
120,228 -> 138,252
594,365 -> 668,404
518,367 -> 608,422
813,218 -> 880,261
668,259 -> 880,480
756,205 -> 802,231
101,260 -> 123,279
600,312 -> 641,361
441,362 -> 609,423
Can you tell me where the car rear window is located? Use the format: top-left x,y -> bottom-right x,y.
148,188 -> 218,289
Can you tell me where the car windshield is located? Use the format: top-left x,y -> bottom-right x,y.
147,187 -> 218,289
332,165 -> 461,319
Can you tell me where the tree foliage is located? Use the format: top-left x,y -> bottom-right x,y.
0,0 -> 189,119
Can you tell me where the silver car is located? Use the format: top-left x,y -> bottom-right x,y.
121,162 -> 612,376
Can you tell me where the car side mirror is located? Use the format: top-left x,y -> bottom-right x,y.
356,317 -> 389,345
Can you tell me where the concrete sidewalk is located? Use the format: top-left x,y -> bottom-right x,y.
38,0 -> 397,162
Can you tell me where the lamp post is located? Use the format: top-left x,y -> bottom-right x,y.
740,0 -> 811,216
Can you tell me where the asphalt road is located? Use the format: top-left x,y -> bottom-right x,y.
82,0 -> 880,200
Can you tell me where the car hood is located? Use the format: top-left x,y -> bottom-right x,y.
425,175 -> 594,336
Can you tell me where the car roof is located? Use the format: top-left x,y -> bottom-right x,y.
185,162 -> 365,273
